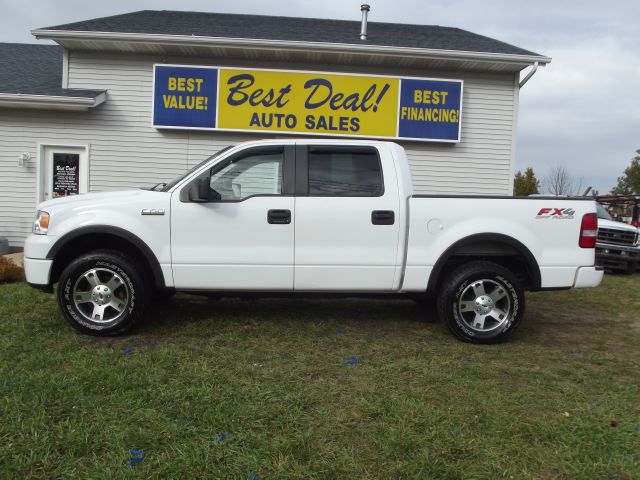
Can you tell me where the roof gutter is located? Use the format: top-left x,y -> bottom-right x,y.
32,29 -> 552,67
0,91 -> 106,111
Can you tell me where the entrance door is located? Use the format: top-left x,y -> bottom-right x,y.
41,146 -> 88,202
170,145 -> 295,290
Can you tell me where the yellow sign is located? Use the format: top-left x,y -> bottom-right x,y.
217,69 -> 399,137
153,65 -> 463,142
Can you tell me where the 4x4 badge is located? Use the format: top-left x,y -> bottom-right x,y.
535,208 -> 575,219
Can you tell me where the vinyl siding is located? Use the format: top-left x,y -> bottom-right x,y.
0,51 -> 517,246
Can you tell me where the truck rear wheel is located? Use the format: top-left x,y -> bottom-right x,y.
57,250 -> 148,336
436,261 -> 524,344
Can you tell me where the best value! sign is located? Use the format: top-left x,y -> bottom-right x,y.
152,64 -> 463,142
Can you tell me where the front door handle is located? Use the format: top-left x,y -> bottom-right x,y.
267,209 -> 291,224
371,210 -> 395,225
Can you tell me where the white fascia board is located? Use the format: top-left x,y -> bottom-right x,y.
31,29 -> 552,67
0,91 -> 106,111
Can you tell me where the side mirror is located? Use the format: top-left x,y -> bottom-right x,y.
188,176 -> 222,202
197,177 -> 210,201
187,177 -> 210,202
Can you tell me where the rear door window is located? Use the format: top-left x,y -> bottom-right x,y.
307,148 -> 383,196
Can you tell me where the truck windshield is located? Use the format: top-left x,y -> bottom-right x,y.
596,203 -> 613,221
161,146 -> 232,192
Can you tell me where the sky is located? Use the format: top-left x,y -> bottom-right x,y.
1,0 -> 638,194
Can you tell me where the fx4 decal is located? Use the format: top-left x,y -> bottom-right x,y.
535,207 -> 576,219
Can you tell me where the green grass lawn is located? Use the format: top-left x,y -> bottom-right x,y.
1,276 -> 639,479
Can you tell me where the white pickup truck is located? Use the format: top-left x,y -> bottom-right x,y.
25,140 -> 603,343
595,203 -> 640,273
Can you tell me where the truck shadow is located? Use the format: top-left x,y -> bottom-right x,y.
158,294 -> 435,322
141,294 -> 439,336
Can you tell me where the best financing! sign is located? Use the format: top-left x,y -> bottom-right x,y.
152,64 -> 463,142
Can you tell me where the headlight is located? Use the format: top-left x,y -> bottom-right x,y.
33,210 -> 50,235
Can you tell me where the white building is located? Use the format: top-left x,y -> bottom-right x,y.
0,9 -> 550,247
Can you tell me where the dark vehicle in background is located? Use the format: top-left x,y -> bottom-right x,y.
595,203 -> 640,273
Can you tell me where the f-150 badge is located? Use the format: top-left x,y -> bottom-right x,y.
141,208 -> 165,215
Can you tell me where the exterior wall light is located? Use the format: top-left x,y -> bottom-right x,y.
18,152 -> 31,167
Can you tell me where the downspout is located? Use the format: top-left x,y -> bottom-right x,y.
62,48 -> 69,88
518,61 -> 538,88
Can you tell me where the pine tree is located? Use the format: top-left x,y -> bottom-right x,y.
513,167 -> 540,196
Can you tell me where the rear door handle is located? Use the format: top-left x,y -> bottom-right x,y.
267,209 -> 291,224
371,210 -> 395,225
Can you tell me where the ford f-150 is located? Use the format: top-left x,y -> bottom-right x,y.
24,140 -> 603,343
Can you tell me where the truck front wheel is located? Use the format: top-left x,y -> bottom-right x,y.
437,261 -> 525,344
57,250 -> 149,336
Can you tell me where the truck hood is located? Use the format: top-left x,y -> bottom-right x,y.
598,218 -> 639,233
38,190 -> 166,212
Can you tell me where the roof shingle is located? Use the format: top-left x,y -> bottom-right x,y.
0,43 -> 103,97
40,10 -> 542,57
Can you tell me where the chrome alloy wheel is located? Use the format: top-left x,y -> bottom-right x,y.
72,268 -> 130,323
456,278 -> 512,332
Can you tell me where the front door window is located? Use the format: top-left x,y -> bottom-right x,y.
210,152 -> 283,201
52,153 -> 81,198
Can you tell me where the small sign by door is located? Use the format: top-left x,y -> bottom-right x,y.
52,153 -> 80,198
41,145 -> 88,202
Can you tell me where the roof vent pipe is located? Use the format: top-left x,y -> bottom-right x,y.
360,4 -> 370,40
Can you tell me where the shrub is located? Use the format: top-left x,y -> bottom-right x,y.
0,256 -> 24,283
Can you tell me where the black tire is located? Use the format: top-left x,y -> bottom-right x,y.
436,261 -> 524,344
57,249 -> 149,336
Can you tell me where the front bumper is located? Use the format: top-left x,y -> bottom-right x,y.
24,233 -> 57,290
595,242 -> 639,271
595,242 -> 639,258
24,257 -> 53,287
573,266 -> 604,288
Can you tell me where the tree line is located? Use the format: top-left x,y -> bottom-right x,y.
513,149 -> 640,196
